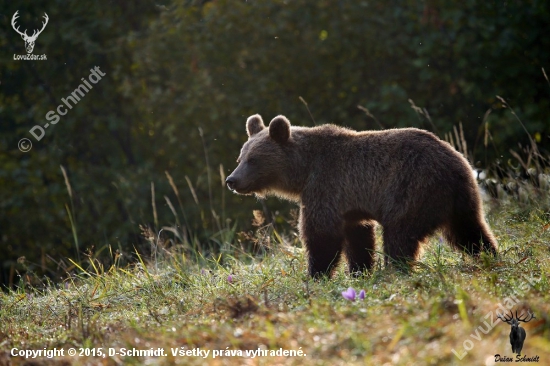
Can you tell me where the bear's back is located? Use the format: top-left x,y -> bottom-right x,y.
295,125 -> 468,175
293,125 -> 475,219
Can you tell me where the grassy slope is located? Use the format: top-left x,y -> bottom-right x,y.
1,202 -> 549,366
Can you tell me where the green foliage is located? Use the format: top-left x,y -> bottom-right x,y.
1,0 -> 549,285
0,0 -> 162,284
134,0 -> 550,146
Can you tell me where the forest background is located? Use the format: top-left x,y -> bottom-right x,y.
1,0 -> 549,286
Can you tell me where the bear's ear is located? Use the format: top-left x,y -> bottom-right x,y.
246,114 -> 266,137
269,115 -> 291,143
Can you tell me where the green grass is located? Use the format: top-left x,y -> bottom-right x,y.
1,202 -> 549,365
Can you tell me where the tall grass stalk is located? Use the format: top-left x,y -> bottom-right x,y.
198,127 -> 214,228
165,170 -> 190,244
61,165 -> 80,263
151,182 -> 158,229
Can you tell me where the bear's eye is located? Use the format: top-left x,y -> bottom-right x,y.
247,158 -> 258,165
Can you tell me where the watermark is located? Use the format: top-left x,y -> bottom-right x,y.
494,310 -> 539,362
14,54 -> 47,61
18,66 -> 106,152
10,346 -> 307,359
12,10 -> 48,60
497,310 -> 536,354
451,275 -> 539,360
495,354 -> 540,363
18,138 -> 32,153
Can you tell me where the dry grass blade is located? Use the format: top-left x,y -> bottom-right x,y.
299,96 -> 317,126
164,195 -> 178,223
219,164 -> 225,187
151,182 -> 158,229
496,95 -> 541,160
185,175 -> 199,205
165,171 -> 180,200
357,105 -> 384,129
60,165 -> 73,199
252,210 -> 265,227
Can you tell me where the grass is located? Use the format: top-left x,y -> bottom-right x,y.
1,200 -> 549,366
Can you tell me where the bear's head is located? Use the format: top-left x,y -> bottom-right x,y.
226,114 -> 296,199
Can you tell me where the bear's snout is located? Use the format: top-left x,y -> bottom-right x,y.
225,176 -> 237,191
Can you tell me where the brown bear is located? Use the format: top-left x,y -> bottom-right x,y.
226,114 -> 498,277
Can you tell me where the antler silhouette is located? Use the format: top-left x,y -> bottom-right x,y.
11,11 -> 49,53
517,310 -> 536,323
34,13 -> 49,38
497,310 -> 514,324
498,309 -> 535,355
11,11 -> 27,38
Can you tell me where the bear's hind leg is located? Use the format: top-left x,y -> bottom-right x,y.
382,226 -> 425,270
344,221 -> 376,274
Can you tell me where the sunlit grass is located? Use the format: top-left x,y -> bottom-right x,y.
1,202 -> 549,365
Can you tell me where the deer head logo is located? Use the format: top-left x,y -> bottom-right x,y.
11,11 -> 49,54
497,310 -> 536,355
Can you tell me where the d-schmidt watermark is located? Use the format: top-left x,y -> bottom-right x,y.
18,66 -> 106,152
12,10 -> 48,60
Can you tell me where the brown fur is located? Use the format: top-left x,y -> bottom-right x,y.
226,114 -> 498,277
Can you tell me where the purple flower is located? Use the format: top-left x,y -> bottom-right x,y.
359,290 -> 365,300
201,269 -> 206,275
342,287 -> 356,301
227,274 -> 233,283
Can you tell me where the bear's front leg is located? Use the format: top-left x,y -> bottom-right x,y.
299,205 -> 344,278
304,231 -> 344,278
